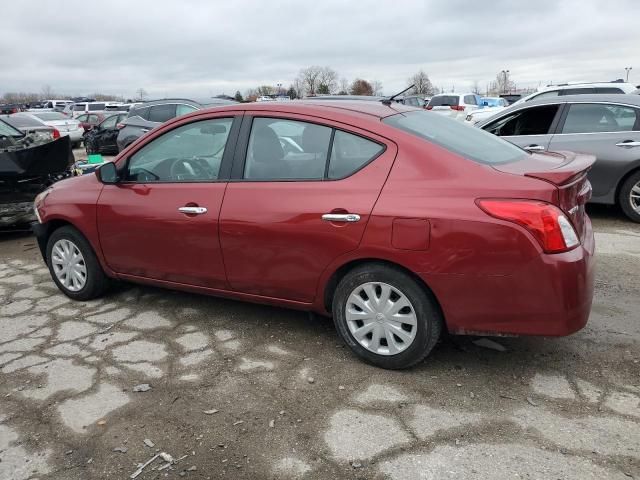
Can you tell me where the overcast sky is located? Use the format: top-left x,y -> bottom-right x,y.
1,0 -> 638,99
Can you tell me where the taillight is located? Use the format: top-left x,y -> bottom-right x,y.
52,128 -> 60,139
476,199 -> 579,253
116,123 -> 125,129
425,106 -> 433,110
450,105 -> 465,111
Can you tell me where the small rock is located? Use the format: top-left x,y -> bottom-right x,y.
307,377 -> 315,384
233,420 -> 244,426
87,458 -> 93,464
455,439 -> 460,445
269,419 -> 275,428
133,383 -> 151,392
187,466 -> 197,471
456,383 -> 462,387
351,461 -> 362,469
113,447 -> 128,453
472,338 -> 507,352
65,450 -> 73,455
143,439 -> 155,448
160,452 -> 174,463
97,420 -> 107,426
470,392 -> 475,399
203,409 -> 219,415
279,410 -> 285,415
179,472 -> 186,477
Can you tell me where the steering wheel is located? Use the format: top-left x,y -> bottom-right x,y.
169,158 -> 208,180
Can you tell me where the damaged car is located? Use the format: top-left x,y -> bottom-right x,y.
0,117 -> 73,227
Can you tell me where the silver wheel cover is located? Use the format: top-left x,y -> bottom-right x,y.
51,239 -> 87,292
630,180 -> 640,214
345,282 -> 418,356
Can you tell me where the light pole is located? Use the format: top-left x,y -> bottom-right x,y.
625,67 -> 632,82
501,69 -> 510,94
277,83 -> 282,95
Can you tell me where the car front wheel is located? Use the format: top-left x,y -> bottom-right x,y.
46,226 -> 109,300
332,263 -> 442,369
619,171 -> 640,223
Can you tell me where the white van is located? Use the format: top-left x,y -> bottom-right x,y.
71,102 -> 107,118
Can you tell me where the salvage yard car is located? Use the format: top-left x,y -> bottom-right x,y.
32,101 -> 595,369
12,111 -> 84,148
1,117 -> 72,227
477,94 -> 640,222
84,113 -> 127,155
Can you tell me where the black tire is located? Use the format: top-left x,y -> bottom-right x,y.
46,226 -> 110,301
618,170 -> 640,223
332,263 -> 443,369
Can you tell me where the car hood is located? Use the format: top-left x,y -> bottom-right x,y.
0,136 -> 71,177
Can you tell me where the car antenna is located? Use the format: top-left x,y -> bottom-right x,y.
381,84 -> 415,106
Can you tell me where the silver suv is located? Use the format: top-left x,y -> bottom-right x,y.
116,98 -> 235,151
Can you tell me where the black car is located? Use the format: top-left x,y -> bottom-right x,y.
85,113 -> 127,155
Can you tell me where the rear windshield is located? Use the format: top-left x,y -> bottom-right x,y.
428,95 -> 459,107
88,103 -> 106,111
0,118 -> 23,137
383,111 -> 526,165
3,115 -> 43,127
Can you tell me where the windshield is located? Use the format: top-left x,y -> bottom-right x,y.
383,111 -> 527,165
0,118 -> 24,137
32,112 -> 66,121
481,98 -> 503,107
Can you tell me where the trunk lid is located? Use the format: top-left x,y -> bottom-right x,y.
492,150 -> 595,240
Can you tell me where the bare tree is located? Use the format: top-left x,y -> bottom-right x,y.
41,84 -> 54,100
297,66 -> 323,96
371,80 -> 384,96
318,67 -> 338,94
257,85 -> 274,96
292,78 -> 305,99
489,71 -> 516,95
409,70 -> 435,95
338,77 -> 349,95
136,88 -> 148,101
350,79 -> 374,96
471,80 -> 481,95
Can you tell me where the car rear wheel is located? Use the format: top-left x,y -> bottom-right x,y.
332,263 -> 442,369
619,170 -> 640,223
46,226 -> 109,300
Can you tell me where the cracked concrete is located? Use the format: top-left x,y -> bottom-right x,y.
0,207 -> 638,479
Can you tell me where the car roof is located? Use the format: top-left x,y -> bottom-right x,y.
197,99 -> 418,120
303,95 -> 388,102
510,93 -> 640,108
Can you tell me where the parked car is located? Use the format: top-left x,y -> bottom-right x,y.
75,113 -> 106,133
465,97 -> 510,124
33,101 -> 595,369
401,95 -> 429,108
0,117 -> 72,227
71,102 -> 107,118
0,104 -> 23,114
512,82 -> 638,105
43,100 -> 74,111
426,93 -> 482,120
477,94 -> 640,222
1,114 -> 59,143
13,112 -> 83,147
116,98 -> 235,151
84,113 -> 127,154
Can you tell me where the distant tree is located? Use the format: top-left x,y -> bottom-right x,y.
297,65 -> 323,96
41,84 -> 54,99
371,80 -> 383,96
245,88 -> 258,102
489,71 -> 516,95
136,88 -> 148,101
471,80 -> 481,95
286,86 -> 297,99
257,85 -> 274,96
350,79 -> 374,96
234,90 -> 244,102
318,67 -> 338,94
317,84 -> 330,95
338,77 -> 349,95
409,70 -> 435,95
292,78 -> 305,99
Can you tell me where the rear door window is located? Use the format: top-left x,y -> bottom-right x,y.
561,103 -> 639,133
73,103 -> 87,111
483,105 -> 560,136
559,88 -> 595,96
529,91 -> 559,101
148,104 -> 177,123
464,95 -> 477,105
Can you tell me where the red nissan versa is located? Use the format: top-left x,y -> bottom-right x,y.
32,101 -> 596,369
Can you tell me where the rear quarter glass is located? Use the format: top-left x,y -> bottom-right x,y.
383,111 -> 526,165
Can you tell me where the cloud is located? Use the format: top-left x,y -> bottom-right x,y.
0,0 -> 637,98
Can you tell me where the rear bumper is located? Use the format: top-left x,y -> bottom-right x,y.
423,216 -> 595,337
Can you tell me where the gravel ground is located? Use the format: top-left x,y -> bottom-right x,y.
0,199 -> 638,479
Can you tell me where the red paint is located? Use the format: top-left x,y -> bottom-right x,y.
37,101 -> 595,338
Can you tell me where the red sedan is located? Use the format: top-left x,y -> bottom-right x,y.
32,101 -> 595,369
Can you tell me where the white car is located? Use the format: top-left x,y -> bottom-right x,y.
464,97 -> 510,124
14,111 -> 83,147
512,82 -> 639,105
71,102 -> 107,118
43,99 -> 74,111
426,93 -> 482,120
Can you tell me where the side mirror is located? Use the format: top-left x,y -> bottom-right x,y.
96,162 -> 118,184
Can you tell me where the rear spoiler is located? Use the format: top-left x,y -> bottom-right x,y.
523,151 -> 596,186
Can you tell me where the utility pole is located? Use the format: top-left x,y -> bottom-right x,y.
501,69 -> 510,94
625,67 -> 632,82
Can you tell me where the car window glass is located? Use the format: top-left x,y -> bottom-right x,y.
562,103 -> 638,133
88,103 -> 105,111
101,116 -> 118,129
176,104 -> 198,117
244,118 -> 331,180
484,105 -> 559,136
530,91 -> 559,101
559,88 -> 595,96
428,95 -> 459,107
88,115 -> 99,123
594,87 -> 624,94
133,107 -> 150,120
464,95 -> 477,105
126,118 -> 233,182
328,131 -> 383,179
73,104 -> 86,111
148,104 -> 176,123
384,111 -> 525,165
76,115 -> 88,121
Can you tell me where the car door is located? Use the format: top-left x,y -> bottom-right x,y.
97,114 -> 241,288
481,103 -> 564,152
548,102 -> 640,202
93,115 -> 118,152
219,113 -> 397,303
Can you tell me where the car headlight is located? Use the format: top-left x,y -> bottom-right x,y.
33,188 -> 52,223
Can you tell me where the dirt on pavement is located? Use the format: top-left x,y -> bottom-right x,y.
0,204 -> 638,479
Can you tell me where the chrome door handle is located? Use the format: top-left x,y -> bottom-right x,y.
322,213 -> 361,223
178,206 -> 207,215
524,145 -> 546,151
616,141 -> 640,148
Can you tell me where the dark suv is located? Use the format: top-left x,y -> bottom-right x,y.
116,98 -> 235,151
